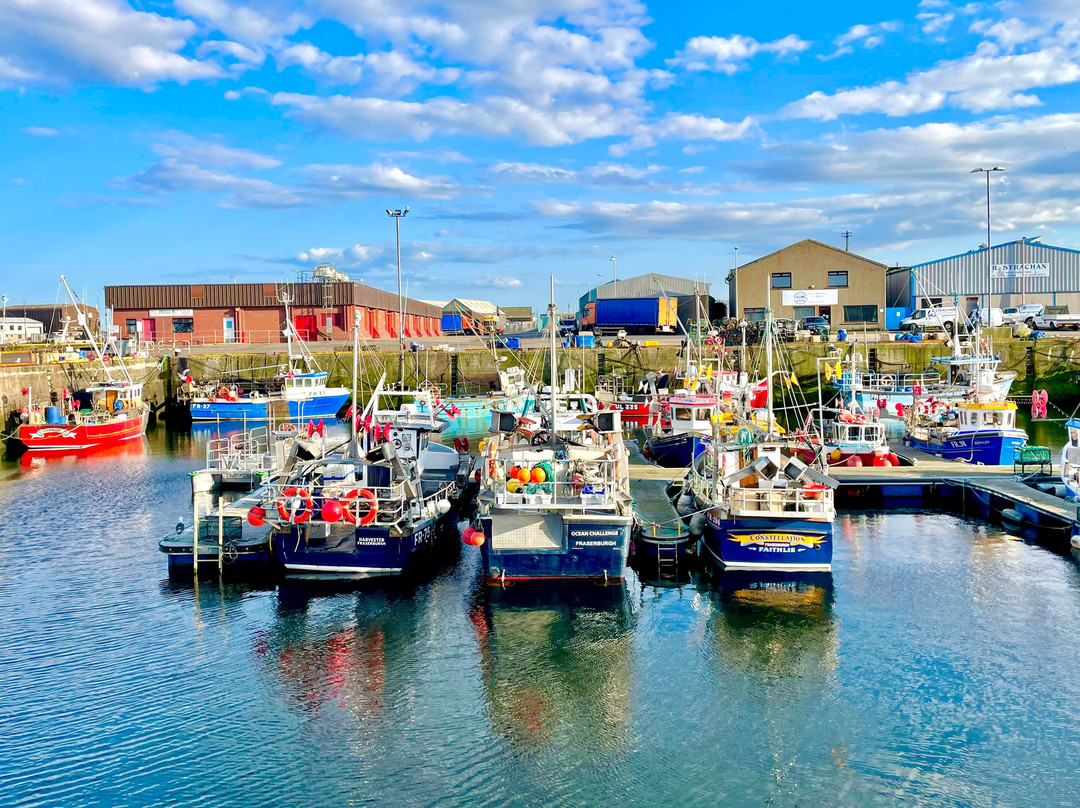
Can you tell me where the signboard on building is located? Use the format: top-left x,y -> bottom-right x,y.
990,264 -> 1049,279
149,308 -> 194,317
781,290 -> 838,306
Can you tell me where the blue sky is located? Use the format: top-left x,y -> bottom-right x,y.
2,0 -> 1078,310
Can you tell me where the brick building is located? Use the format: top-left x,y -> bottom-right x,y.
104,281 -> 441,345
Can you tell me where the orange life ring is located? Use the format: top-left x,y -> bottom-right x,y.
348,488 -> 378,526
281,423 -> 297,431
218,386 -> 229,399
277,486 -> 313,524
852,415 -> 867,425
340,489 -> 359,524
803,483 -> 827,500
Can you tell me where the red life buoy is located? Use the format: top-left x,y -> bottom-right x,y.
276,486 -> 313,524
803,483 -> 827,500
281,423 -> 297,431
348,488 -> 378,526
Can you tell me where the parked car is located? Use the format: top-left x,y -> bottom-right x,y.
1002,303 -> 1044,325
968,307 -> 1004,328
899,306 -> 961,333
800,316 -> 830,338
1029,306 -> 1080,331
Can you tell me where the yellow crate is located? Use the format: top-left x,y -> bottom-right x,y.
642,340 -> 659,347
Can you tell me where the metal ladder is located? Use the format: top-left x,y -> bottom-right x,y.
655,541 -> 679,581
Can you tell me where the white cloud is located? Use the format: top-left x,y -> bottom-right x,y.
0,0 -> 222,86
196,39 -> 266,66
152,132 -> 282,170
9,177 -> 26,185
820,21 -> 901,60
667,33 -> 809,74
174,0 -> 310,44
277,43 -> 364,84
783,45 -> 1080,119
302,162 -> 470,199
22,126 -> 58,137
613,113 -> 756,154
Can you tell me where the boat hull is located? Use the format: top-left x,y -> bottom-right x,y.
645,432 -> 708,468
479,512 -> 632,582
272,512 -> 458,577
701,512 -> 833,572
189,393 -> 350,421
908,430 -> 1027,465
17,411 -> 146,451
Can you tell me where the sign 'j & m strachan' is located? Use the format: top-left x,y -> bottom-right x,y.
990,263 -> 1050,279
781,290 -> 839,307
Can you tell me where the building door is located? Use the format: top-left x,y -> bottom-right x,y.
223,316 -> 235,343
818,306 -> 832,323
142,319 -> 156,342
966,297 -> 979,314
294,315 -> 316,341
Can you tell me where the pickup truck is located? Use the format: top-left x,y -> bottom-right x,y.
1029,306 -> 1080,331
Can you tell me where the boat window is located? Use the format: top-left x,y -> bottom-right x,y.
694,409 -> 712,423
849,426 -> 861,440
673,407 -> 692,422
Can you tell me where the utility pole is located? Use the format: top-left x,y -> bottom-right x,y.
971,167 -> 1004,311
842,231 -> 852,251
386,207 -> 409,387
610,255 -> 616,284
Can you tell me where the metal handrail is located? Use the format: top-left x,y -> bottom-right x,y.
488,454 -> 622,509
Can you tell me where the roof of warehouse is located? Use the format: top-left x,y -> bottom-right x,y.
908,237 -> 1080,269
446,298 -> 499,315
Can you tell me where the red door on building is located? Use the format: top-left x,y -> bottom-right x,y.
294,315 -> 317,341
142,319 -> 156,342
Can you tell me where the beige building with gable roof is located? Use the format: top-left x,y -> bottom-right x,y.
728,239 -> 888,327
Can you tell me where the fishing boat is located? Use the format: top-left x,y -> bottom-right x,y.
831,331 -> 1016,415
1061,418 -> 1080,499
468,278 -> 634,584
595,371 -> 666,427
243,378 -> 474,578
904,397 -> 1027,465
187,292 -> 349,422
16,276 -> 149,452
690,302 -> 838,572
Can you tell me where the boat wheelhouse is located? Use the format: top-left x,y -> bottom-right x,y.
1062,419 -> 1080,499
644,395 -> 721,468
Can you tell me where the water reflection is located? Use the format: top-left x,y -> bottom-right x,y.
475,582 -> 636,753
18,437 -> 147,470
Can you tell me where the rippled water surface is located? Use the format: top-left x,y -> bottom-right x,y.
4,425 -> 1080,807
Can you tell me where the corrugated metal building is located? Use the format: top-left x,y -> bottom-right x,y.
501,306 -> 534,332
578,272 -> 710,310
1,304 -> 98,336
444,299 -> 506,329
104,281 -> 441,345
888,237 -> 1080,313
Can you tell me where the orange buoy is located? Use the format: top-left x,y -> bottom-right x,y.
247,504 -> 266,527
517,468 -> 532,484
531,467 -> 547,483
320,499 -> 344,523
461,526 -> 485,546
509,465 -> 521,481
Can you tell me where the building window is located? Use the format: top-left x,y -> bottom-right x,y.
843,305 -> 878,323
744,308 -> 765,322
771,273 -> 792,289
125,319 -> 137,335
172,317 -> 194,333
828,271 -> 848,287
793,306 -> 815,322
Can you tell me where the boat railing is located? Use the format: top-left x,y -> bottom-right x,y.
262,475 -> 457,527
853,371 -> 942,390
205,427 -> 274,473
486,452 -> 624,510
687,467 -> 833,516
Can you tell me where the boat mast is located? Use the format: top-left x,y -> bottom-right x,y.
549,274 -> 557,438
280,286 -> 297,372
59,275 -> 124,383
351,309 -> 360,458
765,270 -> 774,435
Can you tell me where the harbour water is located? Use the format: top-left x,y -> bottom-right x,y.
4,425 -> 1080,806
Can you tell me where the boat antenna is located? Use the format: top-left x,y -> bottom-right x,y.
549,274 -> 557,439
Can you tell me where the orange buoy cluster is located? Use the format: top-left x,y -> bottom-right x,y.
508,464 -> 551,484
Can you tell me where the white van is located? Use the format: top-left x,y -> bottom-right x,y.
898,306 -> 961,333
1002,303 -> 1044,324
968,307 -> 1004,327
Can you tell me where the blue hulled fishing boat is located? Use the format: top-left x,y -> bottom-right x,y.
468,279 -> 633,584
691,306 -> 838,572
247,379 -> 473,577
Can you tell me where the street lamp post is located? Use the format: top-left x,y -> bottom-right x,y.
1,295 -> 6,346
733,246 -> 738,320
610,255 -> 616,284
971,167 -> 1004,311
387,207 -> 409,387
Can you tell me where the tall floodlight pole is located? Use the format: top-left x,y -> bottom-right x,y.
610,255 -> 616,284
971,167 -> 1004,311
1,295 -> 6,345
387,207 -> 409,387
